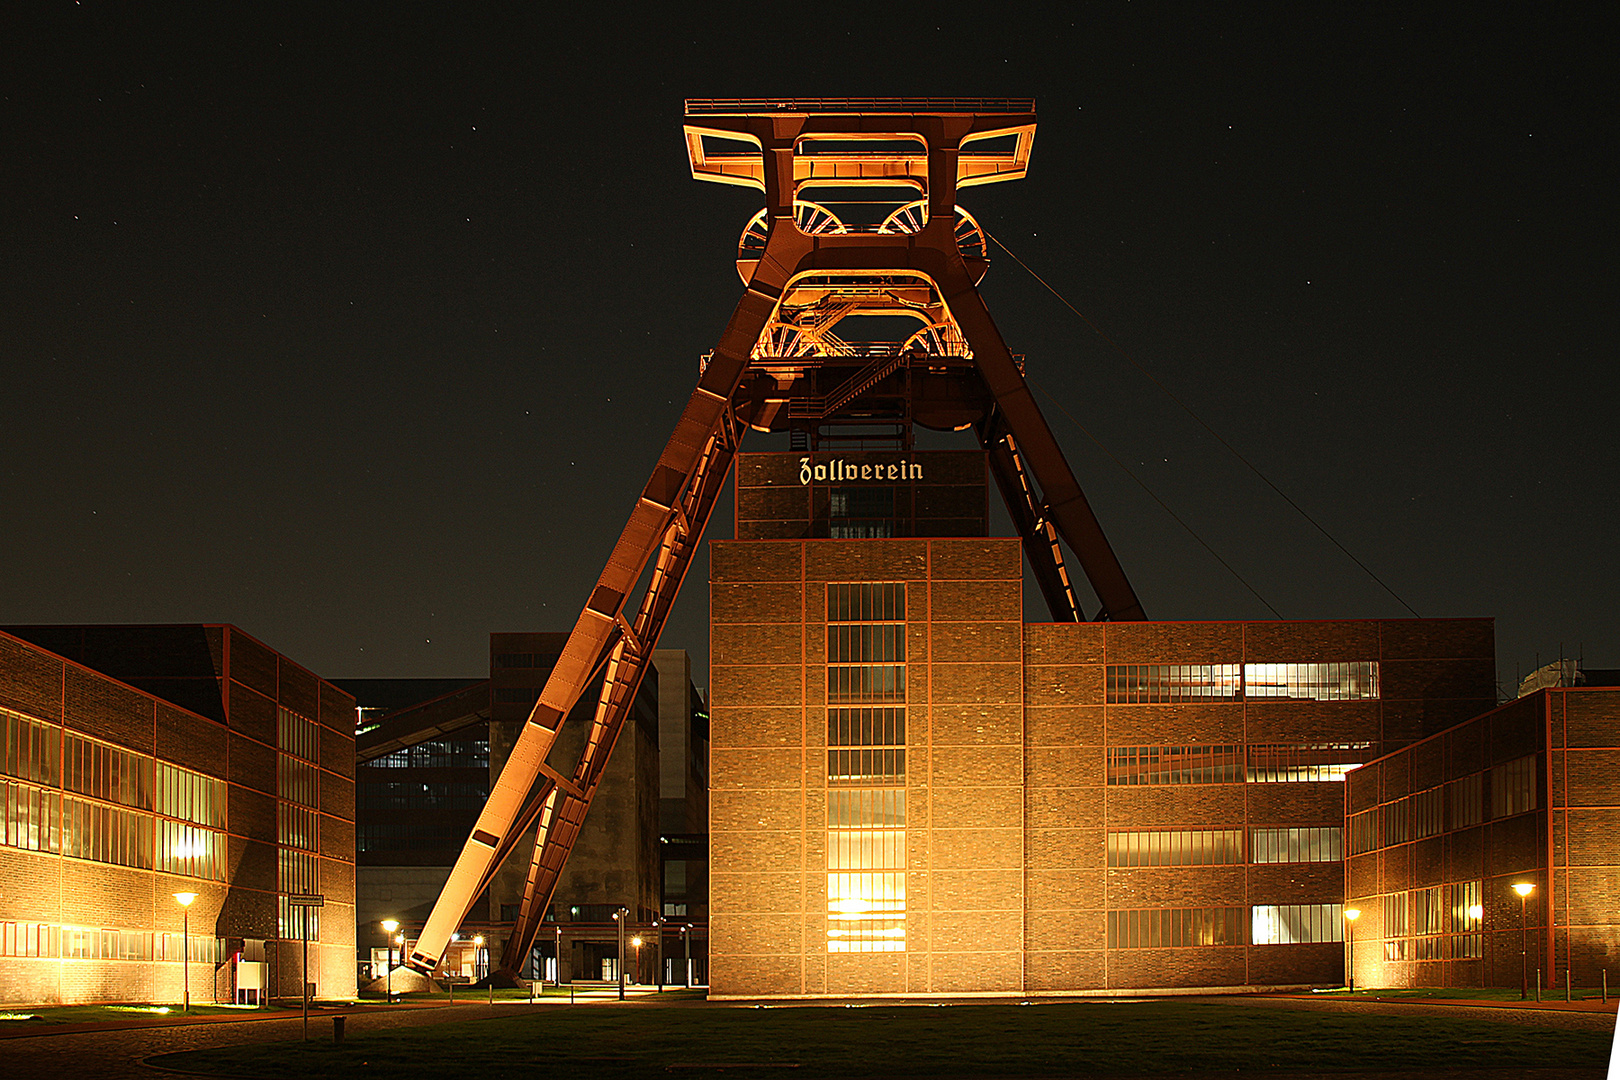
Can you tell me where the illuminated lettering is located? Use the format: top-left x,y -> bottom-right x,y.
795,458 -> 925,485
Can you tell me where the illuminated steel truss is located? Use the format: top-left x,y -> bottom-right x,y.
408,98 -> 1145,979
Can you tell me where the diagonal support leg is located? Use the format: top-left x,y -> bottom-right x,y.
408,283 -> 776,975
979,419 -> 1082,622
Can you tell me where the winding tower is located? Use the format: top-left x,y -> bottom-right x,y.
408,98 -> 1144,980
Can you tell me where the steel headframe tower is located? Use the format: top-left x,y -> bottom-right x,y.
408,98 -> 1145,979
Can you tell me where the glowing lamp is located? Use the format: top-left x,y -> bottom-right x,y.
1512,882 -> 1535,898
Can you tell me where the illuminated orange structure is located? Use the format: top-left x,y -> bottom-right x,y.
409,99 -> 1147,979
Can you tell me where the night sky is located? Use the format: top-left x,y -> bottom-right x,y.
2,7 -> 1612,694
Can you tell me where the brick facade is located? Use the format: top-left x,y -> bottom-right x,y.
0,626 -> 356,1005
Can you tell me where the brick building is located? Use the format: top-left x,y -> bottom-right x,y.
707,450 -> 1500,996
0,625 -> 356,1005
1345,685 -> 1620,992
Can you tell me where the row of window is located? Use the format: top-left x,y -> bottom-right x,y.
4,707 -> 225,828
1349,757 -> 1536,855
0,922 -> 227,962
356,781 -> 489,813
1105,827 -> 1343,867
1107,743 -> 1370,786
1377,882 -> 1483,960
1107,904 -> 1346,949
2,777 -> 228,881
368,734 -> 491,769
1106,663 -> 1379,703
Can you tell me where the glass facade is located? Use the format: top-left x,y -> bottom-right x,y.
826,583 -> 906,953
1249,827 -> 1342,864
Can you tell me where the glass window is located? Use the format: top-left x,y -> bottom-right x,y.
277,708 -> 320,764
1243,662 -> 1379,701
1107,829 -> 1244,866
1107,907 -> 1244,948
1490,756 -> 1537,818
1382,891 -> 1410,961
2,777 -> 62,854
1413,787 -> 1444,839
279,756 -> 318,808
1246,743 -> 1370,783
1105,664 -> 1241,704
63,732 -> 153,810
62,796 -> 153,870
829,487 -> 896,540
1448,773 -> 1483,829
155,762 -> 226,828
1252,904 -> 1344,945
1,707 -> 60,787
828,707 -> 905,783
1250,827 -> 1342,864
1107,745 -> 1243,785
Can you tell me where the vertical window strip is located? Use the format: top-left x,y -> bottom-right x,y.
278,708 -> 321,764
826,583 -> 906,953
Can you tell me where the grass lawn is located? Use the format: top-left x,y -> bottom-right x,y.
159,997 -> 1614,1078
0,1002 -> 293,1025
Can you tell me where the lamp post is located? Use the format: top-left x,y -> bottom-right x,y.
1342,908 -> 1360,993
1514,883 -> 1535,1000
651,916 -> 663,992
473,935 -> 489,1005
682,923 -> 691,988
173,893 -> 197,1012
555,924 -> 563,989
631,936 -> 643,987
380,919 -> 399,1002
612,907 -> 628,1000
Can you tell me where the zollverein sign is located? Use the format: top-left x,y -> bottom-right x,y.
799,458 -> 924,485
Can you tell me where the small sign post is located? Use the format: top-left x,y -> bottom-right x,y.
288,895 -> 325,1040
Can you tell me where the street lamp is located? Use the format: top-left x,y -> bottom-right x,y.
381,919 -> 399,1002
612,907 -> 628,1000
1342,908 -> 1360,993
1513,882 -> 1535,1000
631,936 -> 643,987
681,923 -> 691,988
173,893 -> 198,1012
555,924 -> 563,989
